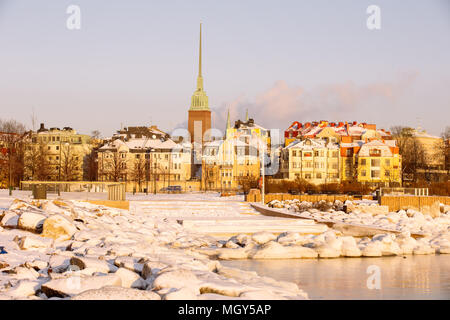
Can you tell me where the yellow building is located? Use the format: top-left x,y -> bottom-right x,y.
280,138 -> 340,184
202,137 -> 260,191
340,139 -> 402,187
23,123 -> 93,181
225,111 -> 271,155
412,128 -> 447,181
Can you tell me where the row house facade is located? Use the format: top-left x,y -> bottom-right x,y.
97,127 -> 192,192
281,136 -> 402,187
202,137 -> 260,191
23,123 -> 93,182
280,138 -> 340,184
340,137 -> 402,186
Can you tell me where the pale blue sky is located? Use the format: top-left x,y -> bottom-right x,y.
0,0 -> 449,136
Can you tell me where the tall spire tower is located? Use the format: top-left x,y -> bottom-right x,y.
190,23 -> 209,111
188,23 -> 212,145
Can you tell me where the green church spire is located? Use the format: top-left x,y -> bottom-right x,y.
190,23 -> 210,111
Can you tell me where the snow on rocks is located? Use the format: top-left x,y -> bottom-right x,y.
17,211 -> 47,233
250,241 -> 318,259
114,268 -> 146,289
268,199 -> 450,237
0,212 -> 19,228
0,199 -> 310,300
42,214 -> 77,241
69,256 -> 118,274
18,235 -> 54,251
41,274 -> 122,298
71,286 -> 161,300
251,231 -> 277,245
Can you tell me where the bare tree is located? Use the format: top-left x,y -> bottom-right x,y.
131,156 -> 146,191
24,142 -> 55,181
435,126 -> 450,179
91,130 -> 101,140
104,152 -> 126,182
60,144 -> 79,181
84,150 -> 98,181
391,126 -> 426,184
0,119 -> 27,187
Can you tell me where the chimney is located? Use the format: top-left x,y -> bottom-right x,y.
338,122 -> 344,127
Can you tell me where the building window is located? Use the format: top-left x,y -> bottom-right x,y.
371,159 -> 380,167
361,159 -> 366,165
385,170 -> 390,177
385,159 -> 390,166
361,170 -> 366,177
316,173 -> 322,179
371,170 -> 380,178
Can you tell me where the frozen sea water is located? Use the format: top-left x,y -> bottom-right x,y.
223,255 -> 450,300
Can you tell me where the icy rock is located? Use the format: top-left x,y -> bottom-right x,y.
251,241 -> 318,259
235,234 -> 252,246
71,286 -> 161,300
251,232 -> 276,245
0,259 -> 10,269
152,269 -> 200,293
361,242 -> 383,257
437,243 -> 450,254
42,214 -> 77,241
413,245 -> 435,255
277,232 -> 302,245
18,235 -> 54,251
25,260 -> 48,271
11,266 -> 40,280
372,234 -> 401,256
163,287 -> 198,300
141,261 -> 168,279
217,247 -> 252,260
17,211 -> 47,233
1,212 -> 19,228
396,234 -> 417,255
114,256 -> 144,274
239,290 -> 288,300
115,267 -> 146,289
70,256 -> 118,273
7,280 -> 42,298
41,274 -> 122,298
224,241 -> 240,249
316,245 -> 341,258
341,237 -> 362,257
85,247 -> 108,256
49,255 -> 72,273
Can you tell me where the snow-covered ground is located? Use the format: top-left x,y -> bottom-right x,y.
268,199 -> 450,236
1,190 -> 450,300
0,198 -> 308,300
0,189 -> 244,203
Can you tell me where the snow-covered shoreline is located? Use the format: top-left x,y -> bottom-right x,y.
1,191 -> 449,300
0,198 -> 308,300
